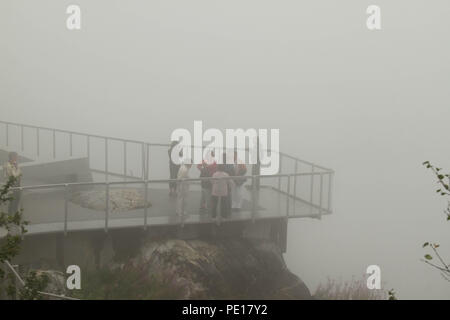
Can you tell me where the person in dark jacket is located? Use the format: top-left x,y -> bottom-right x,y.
168,140 -> 182,197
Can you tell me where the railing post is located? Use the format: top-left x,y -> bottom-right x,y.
251,176 -> 257,222
141,143 -> 145,180
146,143 -> 150,180
319,173 -> 324,218
144,180 -> 148,230
105,138 -> 108,182
21,125 -> 24,151
286,175 -> 291,217
123,141 -> 127,180
293,160 -> 298,212
105,183 -> 109,232
36,128 -> 40,157
310,164 -> 315,214
69,133 -> 73,157
52,130 -> 56,159
64,184 -> 69,235
277,153 -> 283,191
86,135 -> 90,160
327,172 -> 333,213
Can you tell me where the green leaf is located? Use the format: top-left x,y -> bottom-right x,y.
424,254 -> 433,260
423,242 -> 429,248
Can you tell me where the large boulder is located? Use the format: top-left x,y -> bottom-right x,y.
122,238 -> 312,299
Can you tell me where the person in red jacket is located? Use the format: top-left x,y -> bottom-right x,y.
197,150 -> 217,212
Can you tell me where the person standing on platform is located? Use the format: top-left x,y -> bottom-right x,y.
231,151 -> 247,211
176,160 -> 192,217
197,150 -> 217,212
211,164 -> 234,219
168,140 -> 182,197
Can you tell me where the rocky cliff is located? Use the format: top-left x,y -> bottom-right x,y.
67,237 -> 312,299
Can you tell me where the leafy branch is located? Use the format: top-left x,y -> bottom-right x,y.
0,176 -> 28,270
387,289 -> 397,300
423,161 -> 450,221
0,176 -> 50,299
422,161 -> 450,282
421,242 -> 450,282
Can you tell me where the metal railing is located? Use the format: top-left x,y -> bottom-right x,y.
9,171 -> 332,234
2,260 -> 79,300
0,120 -> 334,234
0,120 -> 333,179
0,120 -> 164,181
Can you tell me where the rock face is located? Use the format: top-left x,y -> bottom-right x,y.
15,224 -> 311,299
122,238 -> 312,299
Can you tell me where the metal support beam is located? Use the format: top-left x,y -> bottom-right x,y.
105,183 -> 109,232
21,125 -> 24,151
36,128 -> 40,157
69,133 -> 73,157
144,181 -> 148,230
105,138 -> 108,182
64,184 -> 69,235
53,130 -> 56,159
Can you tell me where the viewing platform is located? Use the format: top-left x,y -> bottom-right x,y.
0,120 -> 334,238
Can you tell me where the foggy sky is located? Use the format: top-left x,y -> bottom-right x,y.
1,0 -> 450,299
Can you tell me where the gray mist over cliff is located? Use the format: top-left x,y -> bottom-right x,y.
1,0 -> 450,299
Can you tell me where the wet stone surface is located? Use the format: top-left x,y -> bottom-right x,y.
70,188 -> 152,212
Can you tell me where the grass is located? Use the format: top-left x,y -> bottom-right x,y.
314,276 -> 387,300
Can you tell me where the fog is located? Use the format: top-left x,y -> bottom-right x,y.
1,0 -> 450,299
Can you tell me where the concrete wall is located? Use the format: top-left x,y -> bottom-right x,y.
0,157 -> 93,185
13,218 -> 288,272
20,157 -> 92,184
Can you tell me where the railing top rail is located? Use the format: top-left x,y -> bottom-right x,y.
0,120 -> 167,147
279,152 -> 333,172
0,120 -> 332,173
9,171 -> 334,192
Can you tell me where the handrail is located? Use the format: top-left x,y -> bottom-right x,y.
279,151 -> 333,172
1,120 -> 334,232
0,120 -> 333,173
9,171 -> 334,192
0,120 -> 166,147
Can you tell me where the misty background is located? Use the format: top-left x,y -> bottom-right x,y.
1,0 -> 450,299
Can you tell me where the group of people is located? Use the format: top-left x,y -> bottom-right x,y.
168,141 -> 247,218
